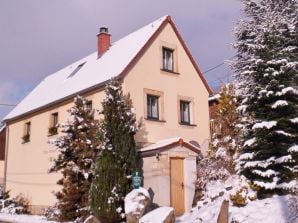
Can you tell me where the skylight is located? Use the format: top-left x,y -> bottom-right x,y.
67,62 -> 86,78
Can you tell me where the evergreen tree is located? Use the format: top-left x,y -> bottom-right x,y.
210,83 -> 240,172
50,96 -> 100,222
90,79 -> 137,222
233,0 -> 298,196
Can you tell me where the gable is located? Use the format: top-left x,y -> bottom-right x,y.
121,17 -> 212,95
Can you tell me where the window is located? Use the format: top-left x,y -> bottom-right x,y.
147,95 -> 159,120
48,113 -> 58,136
85,100 -> 92,110
162,47 -> 174,72
22,122 -> 31,143
67,62 -> 86,78
180,101 -> 190,124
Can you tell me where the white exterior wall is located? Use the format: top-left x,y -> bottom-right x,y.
184,157 -> 196,211
141,145 -> 198,212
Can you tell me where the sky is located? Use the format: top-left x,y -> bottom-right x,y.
0,0 -> 243,121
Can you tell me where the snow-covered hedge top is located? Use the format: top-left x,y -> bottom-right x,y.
139,207 -> 173,223
124,187 -> 150,214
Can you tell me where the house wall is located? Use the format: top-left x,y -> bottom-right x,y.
5,89 -> 106,212
0,128 -> 5,184
123,23 -> 210,152
141,145 -> 197,212
5,22 -> 210,212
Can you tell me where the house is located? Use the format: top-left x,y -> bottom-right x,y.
2,15 -> 212,214
208,93 -> 221,136
0,125 -> 5,185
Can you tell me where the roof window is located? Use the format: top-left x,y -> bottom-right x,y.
67,62 -> 86,78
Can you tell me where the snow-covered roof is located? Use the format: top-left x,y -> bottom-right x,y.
208,93 -> 220,102
139,137 -> 200,154
4,16 -> 169,121
0,125 -> 5,133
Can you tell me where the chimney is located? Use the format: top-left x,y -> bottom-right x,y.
97,27 -> 111,56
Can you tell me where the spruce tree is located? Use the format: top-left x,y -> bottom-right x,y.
90,79 -> 137,222
50,96 -> 100,222
233,0 -> 298,196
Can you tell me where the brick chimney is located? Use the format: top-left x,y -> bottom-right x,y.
97,27 -> 111,57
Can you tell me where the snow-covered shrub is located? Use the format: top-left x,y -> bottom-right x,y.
230,176 -> 257,207
196,157 -> 230,192
0,189 -> 29,214
124,187 -> 151,223
194,157 -> 230,204
43,203 -> 60,221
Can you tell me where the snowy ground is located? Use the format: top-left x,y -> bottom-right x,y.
0,213 -> 59,223
177,194 -> 297,223
0,176 -> 297,223
177,176 -> 298,223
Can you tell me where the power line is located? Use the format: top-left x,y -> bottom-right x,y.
0,55 -> 239,106
202,54 -> 238,74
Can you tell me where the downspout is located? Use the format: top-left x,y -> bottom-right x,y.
3,124 -> 9,192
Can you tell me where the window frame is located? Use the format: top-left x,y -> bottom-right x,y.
22,121 -> 31,143
147,94 -> 159,120
162,47 -> 174,72
48,112 -> 58,136
180,100 -> 191,125
85,100 -> 93,110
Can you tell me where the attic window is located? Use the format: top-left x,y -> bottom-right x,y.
67,62 -> 86,78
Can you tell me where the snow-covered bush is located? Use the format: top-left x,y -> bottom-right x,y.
194,157 -> 230,204
124,187 -> 151,223
43,203 -> 60,221
0,189 -> 29,215
230,176 -> 257,207
196,158 -> 230,192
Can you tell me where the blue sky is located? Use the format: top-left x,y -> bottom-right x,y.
0,0 -> 243,121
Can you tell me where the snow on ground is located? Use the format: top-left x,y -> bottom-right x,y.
140,207 -> 174,223
177,195 -> 297,223
177,176 -> 298,223
0,213 -> 60,223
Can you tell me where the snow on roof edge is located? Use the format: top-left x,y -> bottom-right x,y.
139,137 -> 200,153
0,124 -> 6,132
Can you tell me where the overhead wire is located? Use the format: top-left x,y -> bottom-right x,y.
0,55 -> 239,106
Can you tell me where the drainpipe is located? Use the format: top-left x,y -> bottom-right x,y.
3,124 -> 9,192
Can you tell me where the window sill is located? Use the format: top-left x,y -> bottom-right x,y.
179,122 -> 197,127
22,140 -> 30,144
160,69 -> 180,75
48,133 -> 58,137
145,118 -> 166,123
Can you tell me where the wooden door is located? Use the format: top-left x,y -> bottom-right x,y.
170,158 -> 185,215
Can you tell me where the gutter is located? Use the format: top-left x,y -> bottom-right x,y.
3,78 -> 114,124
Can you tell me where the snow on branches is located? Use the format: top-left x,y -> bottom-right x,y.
232,0 -> 298,195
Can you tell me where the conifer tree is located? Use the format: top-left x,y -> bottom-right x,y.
233,0 -> 298,196
90,79 -> 137,222
50,96 -> 100,222
210,84 -> 240,171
